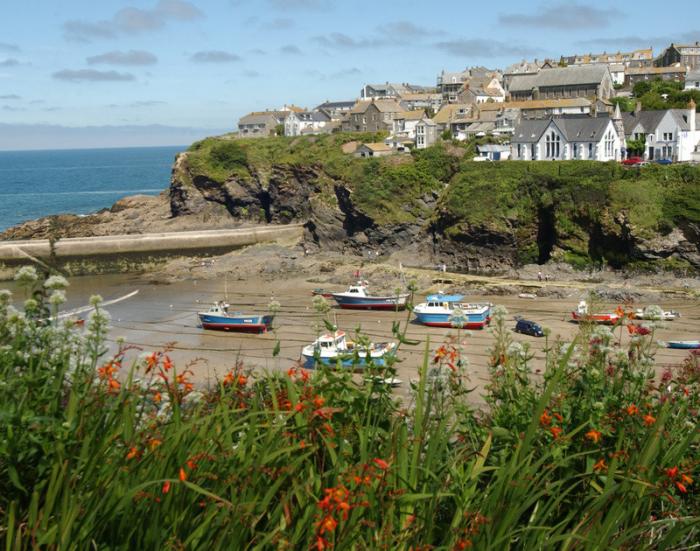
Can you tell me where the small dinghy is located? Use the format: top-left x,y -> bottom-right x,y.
197,301 -> 274,333
331,281 -> 408,311
633,307 -> 680,321
666,341 -> 700,350
571,300 -> 619,325
302,330 -> 397,369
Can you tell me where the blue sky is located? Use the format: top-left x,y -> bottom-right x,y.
0,0 -> 697,148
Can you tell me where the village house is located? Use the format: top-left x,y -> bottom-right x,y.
398,92 -> 442,113
238,111 -> 280,138
656,42 -> 700,70
284,110 -> 332,136
432,103 -> 473,133
510,113 -> 622,161
437,67 -> 503,103
560,48 -> 653,68
609,64 -> 625,86
478,98 -> 593,120
625,66 -> 687,86
341,99 -> 404,133
686,70 -> 700,90
457,76 -> 506,104
354,142 -> 395,158
475,144 -> 511,161
508,65 -> 614,101
315,100 -> 356,121
415,117 -> 438,149
392,110 -> 426,141
360,82 -> 430,100
621,100 -> 699,161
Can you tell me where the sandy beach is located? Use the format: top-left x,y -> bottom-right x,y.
5,245 -> 698,403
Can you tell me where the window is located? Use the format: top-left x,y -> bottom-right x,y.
573,143 -> 578,158
531,144 -> 536,160
588,143 -> 593,158
545,131 -> 560,158
604,131 -> 615,157
517,144 -> 522,158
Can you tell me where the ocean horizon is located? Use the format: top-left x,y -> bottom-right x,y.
0,145 -> 183,232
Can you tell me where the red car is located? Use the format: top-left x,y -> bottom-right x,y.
621,156 -> 644,166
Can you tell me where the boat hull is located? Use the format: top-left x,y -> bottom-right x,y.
667,341 -> 700,350
415,313 -> 490,329
302,353 -> 392,369
198,313 -> 273,333
571,312 -> 619,325
332,295 -> 408,310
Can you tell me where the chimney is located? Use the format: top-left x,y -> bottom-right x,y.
690,98 -> 697,132
635,101 -> 642,115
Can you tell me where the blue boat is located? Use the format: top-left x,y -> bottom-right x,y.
413,294 -> 491,329
331,282 -> 408,311
666,340 -> 700,350
302,330 -> 397,369
197,302 -> 274,333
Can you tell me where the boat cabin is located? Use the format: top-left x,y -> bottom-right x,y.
207,302 -> 230,315
315,331 -> 348,351
425,294 -> 464,309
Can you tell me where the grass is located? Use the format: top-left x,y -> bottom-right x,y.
1,270 -> 699,549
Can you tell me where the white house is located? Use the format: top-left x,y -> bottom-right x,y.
284,110 -> 331,136
622,101 -> 699,161
415,117 -> 438,149
475,144 -> 511,161
392,110 -> 426,140
685,70 -> 700,90
511,114 -> 622,161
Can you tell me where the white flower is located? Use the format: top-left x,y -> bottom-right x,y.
44,275 -> 69,290
23,298 -> 38,312
89,294 -> 103,307
14,265 -> 38,286
643,305 -> 664,321
49,290 -> 66,306
491,304 -> 509,318
0,289 -> 12,306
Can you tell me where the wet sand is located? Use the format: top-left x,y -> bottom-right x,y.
8,265 -> 698,402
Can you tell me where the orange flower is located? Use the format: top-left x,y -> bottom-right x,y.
676,482 -> 688,494
549,426 -> 563,439
666,467 -> 679,479
294,403 -> 304,413
454,540 -> 473,550
433,345 -> 448,363
300,440 -> 306,449
553,412 -> 563,423
539,410 -> 552,426
126,446 -> 139,460
146,352 -> 158,373
593,458 -> 607,472
287,367 -> 297,378
179,468 -> 187,482
319,515 -> 338,534
373,458 -> 390,470
108,378 -> 121,392
681,474 -> 693,485
643,414 -> 656,426
615,305 -> 625,318
315,536 -> 328,551
626,404 -> 639,416
162,355 -> 173,372
148,438 -> 162,450
153,391 -> 162,403
162,480 -> 171,494
237,375 -> 247,386
585,429 -> 602,444
313,395 -> 325,408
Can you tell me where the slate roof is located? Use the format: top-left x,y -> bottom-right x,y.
621,109 -> 694,135
687,70 -> 700,81
350,99 -> 404,114
359,142 -> 394,152
239,112 -> 277,125
433,104 -> 472,124
509,65 -> 610,92
512,115 -> 614,143
315,100 -> 355,110
626,66 -> 686,76
394,110 -> 426,121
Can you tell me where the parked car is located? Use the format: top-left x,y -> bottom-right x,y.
655,158 -> 673,165
621,156 -> 644,166
514,318 -> 544,337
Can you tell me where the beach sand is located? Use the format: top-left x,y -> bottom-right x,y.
7,249 -> 697,404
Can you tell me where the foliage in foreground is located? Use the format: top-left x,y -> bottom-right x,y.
0,271 -> 699,549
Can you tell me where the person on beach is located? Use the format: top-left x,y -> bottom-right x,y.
538,271 -> 543,282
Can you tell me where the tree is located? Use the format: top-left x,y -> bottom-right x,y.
275,123 -> 285,136
441,129 -> 452,141
626,137 -> 646,156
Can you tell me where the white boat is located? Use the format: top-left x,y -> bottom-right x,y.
413,293 -> 492,329
633,307 -> 680,321
302,330 -> 397,369
331,281 -> 409,310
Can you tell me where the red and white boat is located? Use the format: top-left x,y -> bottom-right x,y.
571,301 -> 620,325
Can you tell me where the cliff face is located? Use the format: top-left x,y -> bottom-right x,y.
167,136 -> 700,273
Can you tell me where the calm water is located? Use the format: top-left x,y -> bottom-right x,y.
0,146 -> 183,231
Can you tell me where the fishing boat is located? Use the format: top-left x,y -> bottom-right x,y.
197,302 -> 274,333
311,288 -> 333,298
301,330 -> 397,369
666,341 -> 700,350
413,293 -> 492,329
571,300 -> 620,325
331,281 -> 408,310
633,307 -> 680,321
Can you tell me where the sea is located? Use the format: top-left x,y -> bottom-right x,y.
0,146 -> 183,232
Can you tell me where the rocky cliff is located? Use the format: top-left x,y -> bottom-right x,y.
3,134 -> 700,274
